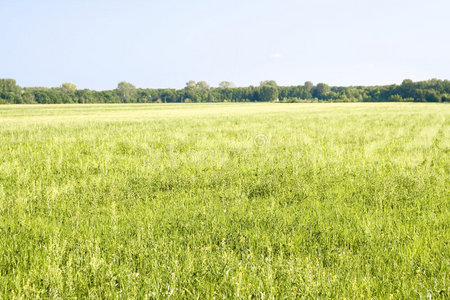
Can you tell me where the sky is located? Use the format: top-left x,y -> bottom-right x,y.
1,0 -> 449,90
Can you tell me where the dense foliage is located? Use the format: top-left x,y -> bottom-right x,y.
1,78 -> 450,104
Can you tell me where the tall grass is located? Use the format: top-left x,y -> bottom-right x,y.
0,103 -> 448,298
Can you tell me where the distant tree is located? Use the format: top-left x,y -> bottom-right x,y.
0,79 -> 21,103
116,81 -> 137,103
312,83 -> 331,99
34,91 -> 51,104
196,81 -> 210,90
341,87 -> 362,101
298,84 -> 313,99
258,80 -> 278,101
184,81 -> 200,102
186,81 -> 197,89
160,89 -> 177,103
304,81 -> 314,92
219,81 -> 235,88
424,90 -> 441,102
61,82 -> 77,93
1,77 -> 450,104
260,80 -> 278,87
0,79 -> 20,94
182,81 -> 210,102
259,85 -> 279,101
20,91 -> 36,104
400,79 -> 414,99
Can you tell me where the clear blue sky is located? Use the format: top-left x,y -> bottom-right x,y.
1,0 -> 449,90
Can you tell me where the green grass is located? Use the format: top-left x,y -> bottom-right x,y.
0,103 -> 448,298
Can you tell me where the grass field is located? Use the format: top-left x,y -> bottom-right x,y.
0,103 -> 449,298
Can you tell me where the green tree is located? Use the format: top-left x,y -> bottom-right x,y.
116,81 -> 137,103
61,82 -> 77,93
259,85 -> 279,101
424,90 -> 441,102
312,83 -> 331,99
184,81 -> 200,102
304,81 -> 314,92
196,81 -> 210,90
219,81 -> 235,88
0,79 -> 20,94
400,79 -> 414,99
260,80 -> 278,87
186,81 -> 197,89
258,80 -> 279,101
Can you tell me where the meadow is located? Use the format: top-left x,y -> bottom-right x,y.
0,103 -> 448,298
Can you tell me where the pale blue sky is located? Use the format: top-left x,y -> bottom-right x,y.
1,0 -> 449,90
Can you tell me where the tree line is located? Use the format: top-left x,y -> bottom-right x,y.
1,78 -> 449,104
